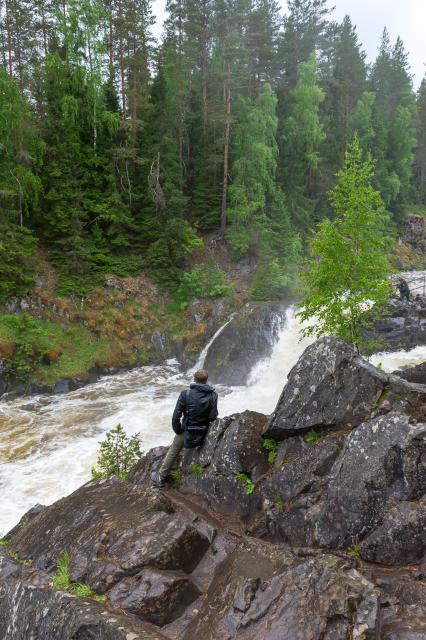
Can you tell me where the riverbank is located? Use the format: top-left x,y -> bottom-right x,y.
0,234 -> 260,398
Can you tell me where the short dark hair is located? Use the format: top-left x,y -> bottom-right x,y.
194,369 -> 208,383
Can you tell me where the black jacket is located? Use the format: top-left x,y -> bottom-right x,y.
172,383 -> 218,448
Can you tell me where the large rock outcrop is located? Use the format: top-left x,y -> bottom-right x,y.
265,336 -> 388,439
316,412 -> 426,549
5,336 -> 426,638
364,296 -> 426,351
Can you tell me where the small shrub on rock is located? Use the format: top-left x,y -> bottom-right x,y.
263,438 -> 278,464
234,472 -> 256,495
91,424 -> 143,480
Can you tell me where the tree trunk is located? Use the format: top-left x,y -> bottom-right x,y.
130,40 -> 137,143
201,10 -> 208,141
221,60 -> 231,233
108,0 -> 114,67
5,0 -> 13,78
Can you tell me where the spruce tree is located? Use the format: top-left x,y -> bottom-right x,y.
369,30 -> 417,217
280,53 -> 325,229
319,15 -> 367,196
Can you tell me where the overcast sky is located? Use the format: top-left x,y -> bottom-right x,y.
151,0 -> 426,88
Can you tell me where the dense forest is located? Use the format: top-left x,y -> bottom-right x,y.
1,0 -> 425,302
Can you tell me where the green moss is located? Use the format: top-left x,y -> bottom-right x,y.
304,429 -> 321,444
348,541 -> 361,559
95,594 -> 107,604
0,537 -> 10,547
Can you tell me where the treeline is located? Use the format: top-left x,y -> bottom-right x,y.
0,0 -> 425,300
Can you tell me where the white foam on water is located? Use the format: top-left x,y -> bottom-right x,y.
370,345 -> 426,373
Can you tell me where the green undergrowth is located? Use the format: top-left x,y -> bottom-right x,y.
53,550 -> 106,603
408,204 -> 426,217
0,314 -> 125,386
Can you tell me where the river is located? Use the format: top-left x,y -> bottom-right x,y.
1,303 -> 426,535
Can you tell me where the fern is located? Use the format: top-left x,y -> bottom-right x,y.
234,472 -> 256,495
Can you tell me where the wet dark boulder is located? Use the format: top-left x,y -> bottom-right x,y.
393,361 -> 426,385
182,542 -> 380,640
265,336 -> 387,440
360,500 -> 426,565
256,431 -> 345,546
6,476 -> 211,626
108,568 -> 200,626
316,413 -> 426,550
175,410 -> 269,518
203,303 -> 287,386
0,580 -> 167,639
363,297 -> 426,351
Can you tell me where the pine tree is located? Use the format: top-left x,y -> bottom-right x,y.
278,0 -> 330,91
369,30 -> 417,217
227,84 -> 279,259
227,84 -> 301,297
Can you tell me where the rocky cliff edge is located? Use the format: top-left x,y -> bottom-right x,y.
3,336 -> 426,639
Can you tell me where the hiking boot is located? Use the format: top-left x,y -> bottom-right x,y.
151,471 -> 166,489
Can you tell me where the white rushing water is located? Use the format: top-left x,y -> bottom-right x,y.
1,302 -> 426,535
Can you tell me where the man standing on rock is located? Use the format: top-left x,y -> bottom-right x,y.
396,278 -> 411,302
151,369 -> 218,488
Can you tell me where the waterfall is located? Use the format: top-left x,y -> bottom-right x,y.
192,313 -> 237,370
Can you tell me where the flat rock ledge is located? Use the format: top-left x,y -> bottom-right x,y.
3,336 -> 426,639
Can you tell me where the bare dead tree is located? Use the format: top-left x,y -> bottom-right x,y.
148,152 -> 165,211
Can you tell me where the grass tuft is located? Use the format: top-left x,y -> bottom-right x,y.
304,429 -> 321,444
